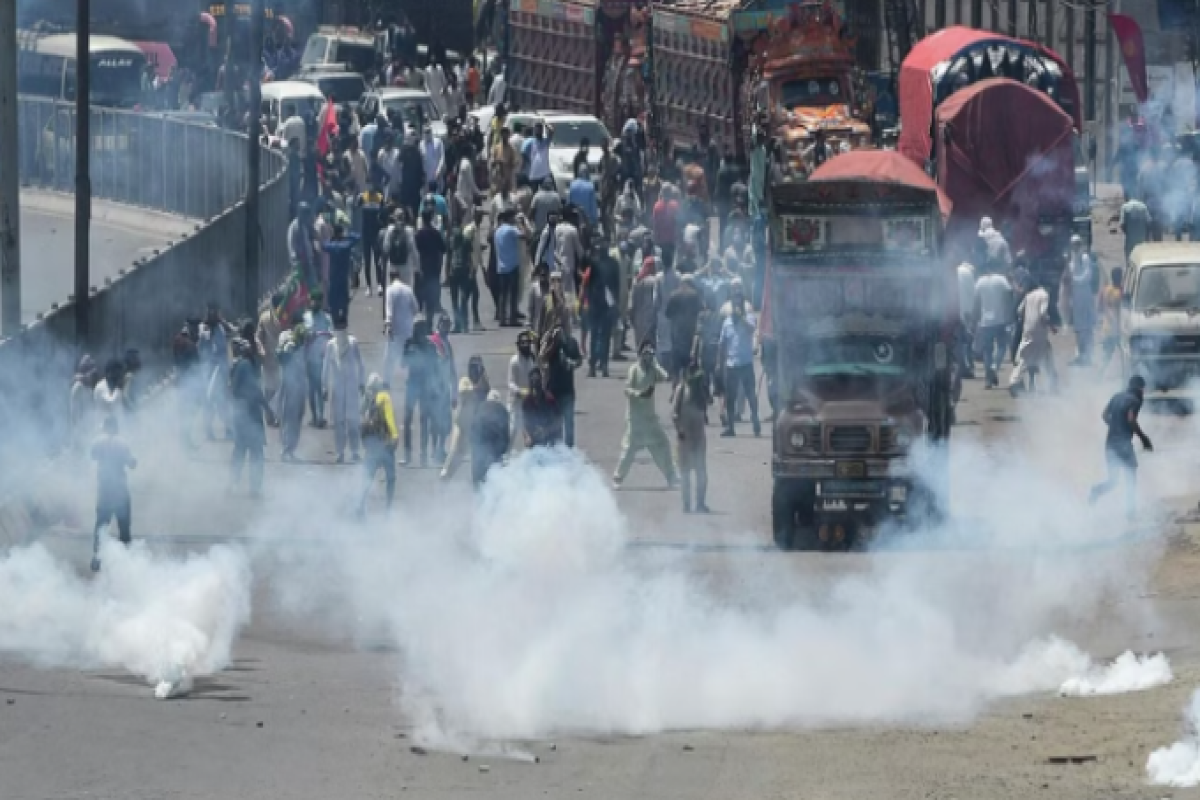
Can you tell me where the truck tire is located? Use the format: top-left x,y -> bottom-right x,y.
772,480 -> 818,551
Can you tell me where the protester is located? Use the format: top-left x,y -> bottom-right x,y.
665,273 -> 703,387
1088,375 -> 1153,519
718,293 -> 761,437
256,296 -> 284,419
542,325 -> 582,447
415,208 -> 448,315
275,319 -> 308,462
613,342 -> 677,488
631,256 -> 659,352
494,209 -> 524,326
583,238 -> 620,377
325,224 -> 360,321
402,318 -> 437,467
322,313 -> 365,463
90,414 -> 136,572
228,337 -> 271,497
508,329 -> 537,448
1009,272 -> 1057,396
471,389 -> 510,486
303,293 -> 332,428
441,355 -> 490,479
358,372 -> 400,515
522,366 -> 562,447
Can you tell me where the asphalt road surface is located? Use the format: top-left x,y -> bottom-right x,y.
6,195 -> 1200,799
16,192 -> 193,325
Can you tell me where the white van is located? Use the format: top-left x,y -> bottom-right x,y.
260,81 -> 326,145
1122,242 -> 1200,390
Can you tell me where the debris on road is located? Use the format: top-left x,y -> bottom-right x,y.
1046,755 -> 1097,765
410,746 -> 428,756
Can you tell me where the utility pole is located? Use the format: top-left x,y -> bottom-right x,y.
1084,4 -> 1096,122
244,0 -> 264,310
0,0 -> 21,337
75,0 -> 90,346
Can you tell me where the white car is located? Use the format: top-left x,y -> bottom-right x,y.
359,88 -> 447,140
537,112 -> 612,195
469,108 -> 611,196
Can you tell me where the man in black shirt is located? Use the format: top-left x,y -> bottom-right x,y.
414,209 -> 447,316
1089,375 -> 1153,517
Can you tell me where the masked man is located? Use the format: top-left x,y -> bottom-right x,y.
613,342 -> 677,488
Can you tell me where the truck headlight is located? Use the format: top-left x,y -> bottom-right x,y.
789,430 -> 807,449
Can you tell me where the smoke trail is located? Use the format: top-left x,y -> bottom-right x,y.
0,540 -> 251,698
1148,689 -> 1200,787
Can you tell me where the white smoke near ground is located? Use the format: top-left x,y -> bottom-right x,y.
0,540 -> 251,698
1057,650 -> 1173,697
259,408 -> 1169,745
1148,689 -> 1200,787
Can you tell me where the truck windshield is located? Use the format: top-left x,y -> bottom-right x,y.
1134,265 -> 1200,313
91,53 -> 146,108
301,36 -> 329,66
780,77 -> 844,108
799,337 -> 908,377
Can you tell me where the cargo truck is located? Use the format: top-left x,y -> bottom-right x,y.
499,0 -> 872,161
898,27 -> 1091,310
763,151 -> 955,551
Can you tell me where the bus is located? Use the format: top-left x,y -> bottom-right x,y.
17,30 -> 148,108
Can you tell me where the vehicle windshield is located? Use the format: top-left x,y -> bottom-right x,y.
548,120 -> 611,148
335,42 -> 377,74
280,97 -> 323,121
382,96 -> 439,130
1135,264 -> 1200,313
780,77 -> 845,109
799,336 -> 909,377
315,76 -> 366,105
300,36 -> 329,66
91,53 -> 146,107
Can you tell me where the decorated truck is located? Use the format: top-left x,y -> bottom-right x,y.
499,0 -> 872,160
898,27 -> 1091,301
762,151 -> 955,551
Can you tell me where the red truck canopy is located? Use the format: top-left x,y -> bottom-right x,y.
934,77 -> 1074,257
898,26 -> 1080,167
761,151 -> 951,339
807,150 -> 952,219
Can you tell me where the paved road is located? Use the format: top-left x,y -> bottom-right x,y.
5,201 -> 1200,799
16,192 -> 194,325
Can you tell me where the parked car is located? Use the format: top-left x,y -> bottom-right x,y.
538,112 -> 612,195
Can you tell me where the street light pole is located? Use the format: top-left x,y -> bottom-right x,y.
0,0 -> 21,337
245,0 -> 264,310
75,0 -> 91,346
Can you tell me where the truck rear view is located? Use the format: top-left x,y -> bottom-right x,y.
765,151 -> 955,551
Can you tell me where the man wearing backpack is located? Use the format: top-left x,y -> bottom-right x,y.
358,372 -> 399,516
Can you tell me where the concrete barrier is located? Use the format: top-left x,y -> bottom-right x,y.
0,98 -> 292,533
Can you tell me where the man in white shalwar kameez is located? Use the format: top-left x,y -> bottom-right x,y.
323,315 -> 365,462
1009,273 -> 1057,395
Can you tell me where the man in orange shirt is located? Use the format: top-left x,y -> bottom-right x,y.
465,57 -> 482,109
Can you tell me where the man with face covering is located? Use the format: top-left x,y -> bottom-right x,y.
508,330 -> 537,448
359,372 -> 400,515
613,342 -> 678,488
441,355 -> 491,479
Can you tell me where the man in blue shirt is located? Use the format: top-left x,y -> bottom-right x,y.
569,164 -> 599,229
493,209 -> 524,326
718,296 -> 760,437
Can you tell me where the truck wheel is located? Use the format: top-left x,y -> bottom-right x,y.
772,481 -> 795,550
772,481 -> 818,551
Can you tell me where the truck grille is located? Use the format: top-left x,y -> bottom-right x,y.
828,426 -> 872,454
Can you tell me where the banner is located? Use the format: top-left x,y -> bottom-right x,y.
1109,13 -> 1148,103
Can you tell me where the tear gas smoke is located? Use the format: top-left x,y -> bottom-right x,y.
0,541 -> 250,698
1057,650 -> 1173,697
263,417 -> 1165,743
1147,689 -> 1200,787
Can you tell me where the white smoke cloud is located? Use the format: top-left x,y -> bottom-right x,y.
1058,650 -> 1173,697
259,427 -> 1166,746
1148,689 -> 1200,787
0,540 -> 251,698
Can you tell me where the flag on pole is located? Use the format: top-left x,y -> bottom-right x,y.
275,265 -> 311,325
1108,13 -> 1148,104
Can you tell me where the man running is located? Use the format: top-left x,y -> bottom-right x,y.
1089,375 -> 1153,519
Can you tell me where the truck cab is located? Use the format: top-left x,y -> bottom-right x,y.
765,151 -> 954,550
747,2 -> 872,169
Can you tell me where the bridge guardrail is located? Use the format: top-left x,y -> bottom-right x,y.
0,98 -> 292,486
